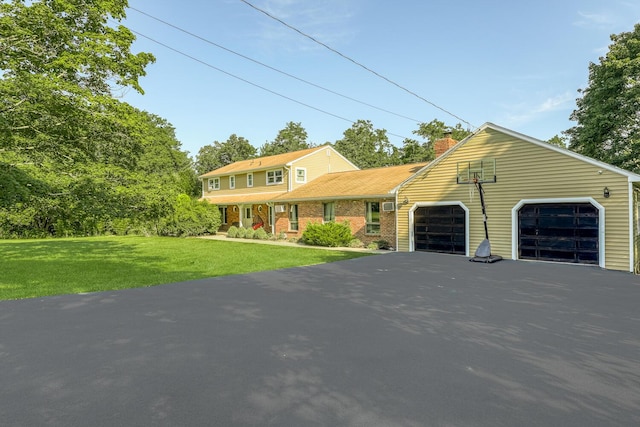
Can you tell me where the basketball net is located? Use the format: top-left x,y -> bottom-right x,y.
470,175 -> 478,203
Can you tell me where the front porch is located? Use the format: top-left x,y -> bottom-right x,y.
218,203 -> 273,233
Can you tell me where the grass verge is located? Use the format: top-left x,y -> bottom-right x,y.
0,236 -> 373,300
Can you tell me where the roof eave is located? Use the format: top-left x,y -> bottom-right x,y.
275,193 -> 393,203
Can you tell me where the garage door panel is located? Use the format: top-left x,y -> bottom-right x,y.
518,203 -> 599,265
414,206 -> 466,255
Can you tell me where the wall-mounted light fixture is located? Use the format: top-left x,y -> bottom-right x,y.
403,197 -> 409,205
603,187 -> 610,198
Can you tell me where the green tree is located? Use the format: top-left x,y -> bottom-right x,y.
547,135 -> 568,148
195,134 -> 256,175
400,138 -> 433,164
401,120 -> 471,164
414,119 -> 471,145
334,120 -> 401,169
0,0 -> 155,163
260,122 -> 312,156
566,23 -> 640,173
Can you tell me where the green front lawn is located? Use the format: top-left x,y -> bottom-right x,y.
0,236 -> 372,300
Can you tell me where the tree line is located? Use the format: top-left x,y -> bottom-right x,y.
194,119 -> 472,175
0,0 -> 218,238
1,1 -> 638,239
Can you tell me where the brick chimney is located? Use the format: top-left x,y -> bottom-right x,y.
434,129 -> 457,158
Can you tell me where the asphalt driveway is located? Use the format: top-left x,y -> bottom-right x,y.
1,252 -> 639,426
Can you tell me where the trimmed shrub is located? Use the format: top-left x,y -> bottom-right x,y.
301,221 -> 353,247
367,242 -> 379,250
236,227 -> 247,238
244,228 -> 255,239
374,239 -> 391,250
348,238 -> 363,248
277,231 -> 287,240
227,226 -> 239,238
254,227 -> 269,240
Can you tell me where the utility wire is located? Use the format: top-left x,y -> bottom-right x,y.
239,0 -> 476,130
129,7 -> 421,123
127,28 -> 414,141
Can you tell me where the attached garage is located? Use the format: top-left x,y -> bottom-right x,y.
516,201 -> 601,265
396,123 -> 640,273
412,205 -> 467,254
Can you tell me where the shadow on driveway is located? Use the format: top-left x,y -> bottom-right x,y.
1,252 -> 639,426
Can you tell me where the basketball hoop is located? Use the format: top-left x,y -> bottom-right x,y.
456,160 -> 502,263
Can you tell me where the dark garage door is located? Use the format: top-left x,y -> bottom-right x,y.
518,203 -> 599,264
414,205 -> 466,254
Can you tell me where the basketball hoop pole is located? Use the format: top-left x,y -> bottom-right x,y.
475,178 -> 489,240
470,174 -> 501,262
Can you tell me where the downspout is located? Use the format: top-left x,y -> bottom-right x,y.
629,180 -> 635,273
394,191 -> 399,251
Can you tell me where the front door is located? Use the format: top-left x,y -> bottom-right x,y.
242,205 -> 253,228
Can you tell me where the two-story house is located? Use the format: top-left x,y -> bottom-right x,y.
199,145 -> 358,233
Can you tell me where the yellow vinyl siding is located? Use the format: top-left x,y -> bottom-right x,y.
290,147 -> 358,190
398,128 -> 632,271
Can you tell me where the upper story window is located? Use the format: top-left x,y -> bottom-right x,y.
247,173 -> 253,188
295,168 -> 307,183
267,169 -> 283,185
208,178 -> 220,191
229,175 -> 236,189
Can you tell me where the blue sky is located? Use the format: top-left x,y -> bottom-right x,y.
121,0 -> 640,157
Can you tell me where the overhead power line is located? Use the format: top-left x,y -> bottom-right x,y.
238,0 -> 476,130
129,7 -> 421,123
126,28 -> 414,141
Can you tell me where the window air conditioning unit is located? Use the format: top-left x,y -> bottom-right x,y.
382,202 -> 395,212
274,205 -> 286,213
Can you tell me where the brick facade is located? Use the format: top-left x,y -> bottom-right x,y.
273,199 -> 396,246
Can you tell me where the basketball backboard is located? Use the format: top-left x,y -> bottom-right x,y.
456,158 -> 496,184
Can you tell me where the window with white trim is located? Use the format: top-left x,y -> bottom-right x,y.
366,202 -> 380,234
267,169 -> 283,185
289,204 -> 299,231
247,173 -> 253,188
323,202 -> 335,222
295,167 -> 307,183
208,178 -> 220,191
229,175 -> 236,189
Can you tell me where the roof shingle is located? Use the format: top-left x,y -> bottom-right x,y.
199,146 -> 326,178
274,162 -> 429,201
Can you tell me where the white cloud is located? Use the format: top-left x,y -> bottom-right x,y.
574,11 -> 616,29
534,92 -> 575,114
502,92 -> 575,127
